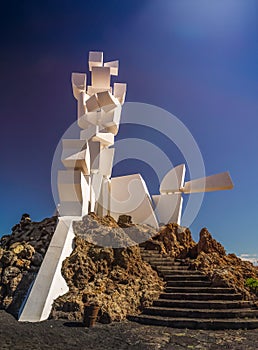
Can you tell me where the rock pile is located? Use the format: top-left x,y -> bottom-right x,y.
0,214 -> 57,315
51,213 -> 164,322
189,228 -> 258,300
141,225 -> 258,301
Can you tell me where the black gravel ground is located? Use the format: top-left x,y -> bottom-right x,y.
1,310 -> 258,350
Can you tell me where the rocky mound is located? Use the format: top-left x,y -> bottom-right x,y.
1,213 -> 257,322
141,224 -> 258,300
51,213 -> 164,322
0,214 -> 57,315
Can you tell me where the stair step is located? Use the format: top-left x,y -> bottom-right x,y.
166,280 -> 211,287
157,265 -> 190,270
143,306 -> 258,319
160,292 -> 242,301
145,261 -> 181,267
163,287 -> 236,294
164,275 -> 209,281
159,270 -> 201,275
128,314 -> 258,330
154,299 -> 248,309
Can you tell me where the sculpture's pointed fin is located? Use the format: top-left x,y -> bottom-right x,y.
182,171 -> 234,194
160,164 -> 186,194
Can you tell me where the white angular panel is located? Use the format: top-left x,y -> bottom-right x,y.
160,164 -> 186,194
114,83 -> 127,105
61,139 -> 86,159
81,175 -> 91,216
57,170 -> 82,202
96,91 -> 119,112
71,73 -> 86,99
91,66 -> 111,89
76,92 -> 87,119
89,51 -> 103,71
92,132 -> 114,146
104,60 -> 119,76
182,171 -> 234,194
18,217 -> 81,322
80,125 -> 99,141
110,174 -> 159,229
85,94 -> 100,113
62,149 -> 90,175
90,173 -> 103,212
152,194 -> 183,225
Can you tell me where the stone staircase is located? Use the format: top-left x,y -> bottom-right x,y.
129,249 -> 258,330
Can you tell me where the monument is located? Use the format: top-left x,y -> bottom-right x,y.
18,51 -> 233,322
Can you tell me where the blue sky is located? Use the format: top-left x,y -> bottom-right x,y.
0,0 -> 257,259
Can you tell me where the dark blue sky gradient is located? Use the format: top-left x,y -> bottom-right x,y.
0,1 -> 257,258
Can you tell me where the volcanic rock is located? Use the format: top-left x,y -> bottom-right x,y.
51,214 -> 164,322
0,214 -> 57,316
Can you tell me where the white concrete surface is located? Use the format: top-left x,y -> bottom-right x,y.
18,217 -> 81,322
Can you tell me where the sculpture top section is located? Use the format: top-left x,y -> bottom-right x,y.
71,51 -> 127,134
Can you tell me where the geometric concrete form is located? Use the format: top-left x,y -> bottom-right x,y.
98,148 -> 115,178
87,86 -> 112,96
104,60 -> 119,76
91,66 -> 111,90
96,91 -> 119,113
92,132 -> 114,147
160,164 -> 186,194
152,193 -> 183,225
57,170 -> 83,202
81,175 -> 91,216
85,94 -> 100,113
88,140 -> 101,171
89,51 -> 103,71
101,105 -> 122,135
61,140 -> 86,159
71,73 -> 87,99
97,177 -> 110,216
182,171 -> 234,194
113,83 -> 127,105
90,173 -> 103,212
18,217 -> 81,322
110,174 -> 159,229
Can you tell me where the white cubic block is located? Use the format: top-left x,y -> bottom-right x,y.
104,60 -> 119,76
152,194 -> 183,225
114,83 -> 127,105
62,149 -> 90,175
92,132 -> 114,147
85,94 -> 100,113
71,73 -> 87,99
89,51 -> 103,71
91,66 -> 111,89
61,139 -> 86,159
96,91 -> 119,112
100,105 -> 122,135
160,164 -> 186,194
57,170 -> 82,202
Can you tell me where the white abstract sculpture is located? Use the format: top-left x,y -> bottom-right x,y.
18,51 -> 234,322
